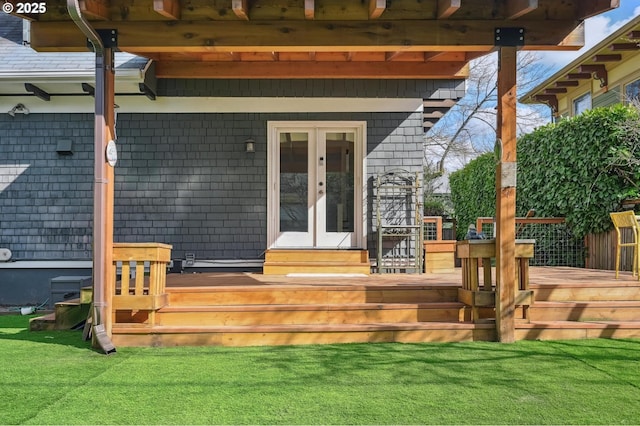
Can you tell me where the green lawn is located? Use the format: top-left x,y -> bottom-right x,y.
1,315 -> 639,425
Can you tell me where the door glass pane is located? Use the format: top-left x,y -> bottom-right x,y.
325,132 -> 355,232
280,132 -> 308,232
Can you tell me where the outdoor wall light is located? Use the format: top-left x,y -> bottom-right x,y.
245,137 -> 256,153
7,103 -> 30,117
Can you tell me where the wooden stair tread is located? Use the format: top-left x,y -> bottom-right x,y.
167,284 -> 458,292
113,321 -> 492,334
517,320 -> 640,329
54,298 -> 83,306
160,302 -> 465,312
31,313 -> 56,322
532,301 -> 640,307
530,282 -> 640,288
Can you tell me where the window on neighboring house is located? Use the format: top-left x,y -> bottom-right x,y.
573,92 -> 592,116
625,78 -> 640,103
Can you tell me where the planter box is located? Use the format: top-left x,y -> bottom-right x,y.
423,240 -> 456,273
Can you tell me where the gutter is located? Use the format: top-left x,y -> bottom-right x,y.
67,0 -> 116,355
0,69 -> 145,82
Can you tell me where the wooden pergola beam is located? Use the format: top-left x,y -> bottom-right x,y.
29,19 -> 587,52
506,0 -> 538,20
155,60 -> 470,79
79,0 -> 110,20
153,0 -> 180,20
304,0 -> 314,20
385,51 -> 403,61
369,0 -> 386,19
232,0 -> 250,20
437,0 -> 461,19
578,0 -> 620,20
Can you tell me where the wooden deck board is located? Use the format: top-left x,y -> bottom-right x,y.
164,267 -> 638,288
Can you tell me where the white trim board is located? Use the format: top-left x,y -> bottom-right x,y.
0,261 -> 92,269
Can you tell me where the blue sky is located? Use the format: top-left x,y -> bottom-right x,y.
541,1 -> 640,69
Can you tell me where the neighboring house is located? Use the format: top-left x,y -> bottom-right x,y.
520,15 -> 640,118
0,12 -> 465,305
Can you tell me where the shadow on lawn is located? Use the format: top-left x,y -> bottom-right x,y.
0,314 -> 92,350
228,337 -> 640,391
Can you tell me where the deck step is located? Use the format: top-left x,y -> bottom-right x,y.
263,249 -> 371,275
167,285 -> 459,306
528,301 -> 640,321
28,313 -> 57,331
264,249 -> 369,263
530,281 -> 640,301
111,322 -> 497,347
107,268 -> 640,347
28,297 -> 91,332
155,302 -> 466,326
516,320 -> 640,340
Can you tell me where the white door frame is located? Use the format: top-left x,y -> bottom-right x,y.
267,121 -> 367,249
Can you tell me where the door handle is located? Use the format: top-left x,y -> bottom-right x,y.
319,181 -> 324,194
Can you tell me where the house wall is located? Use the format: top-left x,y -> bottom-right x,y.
0,110 -> 423,261
0,78 -> 464,304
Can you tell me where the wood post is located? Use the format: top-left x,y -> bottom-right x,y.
495,46 -> 517,343
93,46 -> 116,337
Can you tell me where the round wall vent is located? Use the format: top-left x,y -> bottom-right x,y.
0,248 -> 12,262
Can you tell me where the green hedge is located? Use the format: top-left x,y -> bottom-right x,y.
449,153 -> 496,239
518,105 -> 639,237
448,105 -> 640,240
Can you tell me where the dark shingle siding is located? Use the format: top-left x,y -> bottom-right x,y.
1,110 -> 424,260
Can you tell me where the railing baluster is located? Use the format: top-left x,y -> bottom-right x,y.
135,262 -> 145,296
121,262 -> 130,296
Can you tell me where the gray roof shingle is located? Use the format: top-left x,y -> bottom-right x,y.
0,13 -> 149,74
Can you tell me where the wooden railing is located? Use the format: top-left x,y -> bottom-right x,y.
475,217 -> 566,237
456,239 -> 535,323
112,243 -> 172,326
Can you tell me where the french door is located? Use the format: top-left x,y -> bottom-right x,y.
267,122 -> 366,249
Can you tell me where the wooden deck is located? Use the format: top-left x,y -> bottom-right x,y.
105,267 -> 640,347
161,266 -> 640,287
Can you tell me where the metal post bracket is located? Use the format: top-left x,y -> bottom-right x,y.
87,29 -> 118,50
495,28 -> 525,46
